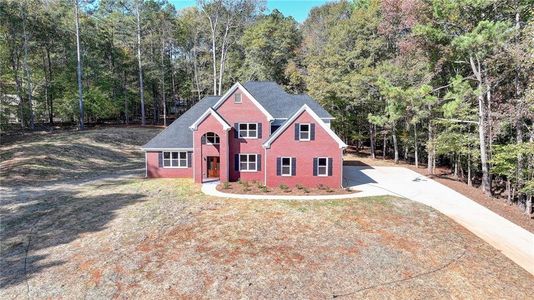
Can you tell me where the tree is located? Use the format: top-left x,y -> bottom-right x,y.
74,0 -> 85,129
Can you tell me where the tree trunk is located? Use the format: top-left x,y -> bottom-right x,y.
217,21 -> 230,95
427,121 -> 433,174
467,152 -> 472,187
45,46 -> 53,125
392,129 -> 399,164
123,70 -> 128,124
369,123 -> 376,159
135,0 -> 146,126
382,133 -> 387,160
506,178 -> 512,204
160,40 -> 167,127
22,9 -> 34,130
470,55 -> 491,195
414,124 -> 419,168
74,0 -> 84,130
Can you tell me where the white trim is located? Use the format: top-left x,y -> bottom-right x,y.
238,153 -> 258,172
189,107 -> 231,131
263,104 -> 347,149
281,157 -> 292,176
237,122 -> 259,139
213,82 -> 274,121
316,157 -> 328,176
145,152 -> 148,177
193,138 -> 196,180
142,147 -> 193,151
298,123 -> 311,141
162,151 -> 188,168
264,148 -> 268,185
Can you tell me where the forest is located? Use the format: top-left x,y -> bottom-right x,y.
0,0 -> 533,215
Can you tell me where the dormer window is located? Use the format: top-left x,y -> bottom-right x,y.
299,123 -> 310,141
234,93 -> 242,103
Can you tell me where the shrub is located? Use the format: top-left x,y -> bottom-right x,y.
279,184 -> 288,190
222,181 -> 231,189
284,188 -> 292,193
259,185 -> 270,193
303,188 -> 310,194
295,184 -> 304,190
317,184 -> 326,190
242,181 -> 249,188
326,186 -> 334,193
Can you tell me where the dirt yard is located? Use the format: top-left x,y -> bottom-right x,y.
1,127 -> 533,299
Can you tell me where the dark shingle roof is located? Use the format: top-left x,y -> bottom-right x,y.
242,81 -> 333,119
142,96 -> 220,149
143,82 -> 333,149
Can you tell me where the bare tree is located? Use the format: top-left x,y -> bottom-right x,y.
22,7 -> 34,130
74,0 -> 84,129
135,0 -> 146,125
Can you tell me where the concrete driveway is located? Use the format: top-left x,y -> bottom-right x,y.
343,165 -> 534,275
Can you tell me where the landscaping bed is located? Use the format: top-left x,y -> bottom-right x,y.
216,180 -> 354,195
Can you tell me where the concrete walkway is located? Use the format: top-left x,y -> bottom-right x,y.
343,166 -> 534,276
201,181 -> 385,200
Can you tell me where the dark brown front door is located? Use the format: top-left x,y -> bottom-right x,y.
207,156 -> 220,178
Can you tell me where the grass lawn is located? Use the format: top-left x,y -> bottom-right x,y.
1,127 -> 533,299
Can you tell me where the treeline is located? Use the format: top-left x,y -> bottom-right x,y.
0,0 -> 532,214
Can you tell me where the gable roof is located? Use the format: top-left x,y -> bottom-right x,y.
263,104 -> 347,149
142,96 -> 220,150
142,82 -> 336,150
243,81 -> 334,119
189,107 -> 231,131
213,82 -> 274,121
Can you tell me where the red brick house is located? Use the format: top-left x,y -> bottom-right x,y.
142,81 -> 347,188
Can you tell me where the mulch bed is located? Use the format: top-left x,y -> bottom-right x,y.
216,181 -> 353,195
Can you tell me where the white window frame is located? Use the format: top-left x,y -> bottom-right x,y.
239,154 -> 258,172
205,132 -> 220,145
163,151 -> 188,168
317,157 -> 328,176
238,123 -> 258,139
234,93 -> 242,103
281,157 -> 292,176
299,123 -> 311,141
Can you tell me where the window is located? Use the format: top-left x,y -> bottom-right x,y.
163,151 -> 187,168
239,154 -> 257,171
234,93 -> 242,103
281,157 -> 292,176
299,123 -> 310,141
317,157 -> 328,176
205,132 -> 219,144
238,123 -> 258,138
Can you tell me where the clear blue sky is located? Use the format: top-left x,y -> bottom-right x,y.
168,0 -> 329,23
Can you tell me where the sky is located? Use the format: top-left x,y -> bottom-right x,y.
168,0 -> 330,23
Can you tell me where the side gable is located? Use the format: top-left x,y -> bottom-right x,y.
189,108 -> 231,131
213,82 -> 274,121
263,104 -> 347,149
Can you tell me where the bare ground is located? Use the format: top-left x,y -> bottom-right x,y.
1,127 -> 533,299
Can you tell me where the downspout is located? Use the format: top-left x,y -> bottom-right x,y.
264,147 -> 268,186
340,148 -> 344,188
192,133 -> 195,181
145,151 -> 148,177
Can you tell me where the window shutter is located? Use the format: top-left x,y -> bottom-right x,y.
257,154 -> 261,171
276,157 -> 281,176
187,152 -> 192,168
291,157 -> 296,176
158,152 -> 163,168
235,154 -> 239,171
313,158 -> 318,176
201,134 -> 206,144
310,123 -> 316,140
294,123 -> 300,140
257,123 -> 262,138
328,158 -> 333,176
234,123 -> 239,138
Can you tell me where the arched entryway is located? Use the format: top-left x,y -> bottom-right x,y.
202,132 -> 220,179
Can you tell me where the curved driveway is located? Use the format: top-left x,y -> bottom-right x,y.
343,166 -> 534,275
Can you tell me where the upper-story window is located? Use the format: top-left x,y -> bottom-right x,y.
205,132 -> 219,144
317,157 -> 328,176
299,123 -> 310,141
234,93 -> 242,103
239,123 -> 258,138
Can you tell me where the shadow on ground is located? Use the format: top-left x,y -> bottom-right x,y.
0,179 -> 146,290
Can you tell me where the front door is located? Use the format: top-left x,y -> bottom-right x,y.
207,156 -> 220,178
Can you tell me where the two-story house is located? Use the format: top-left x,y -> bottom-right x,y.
142,81 -> 347,188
